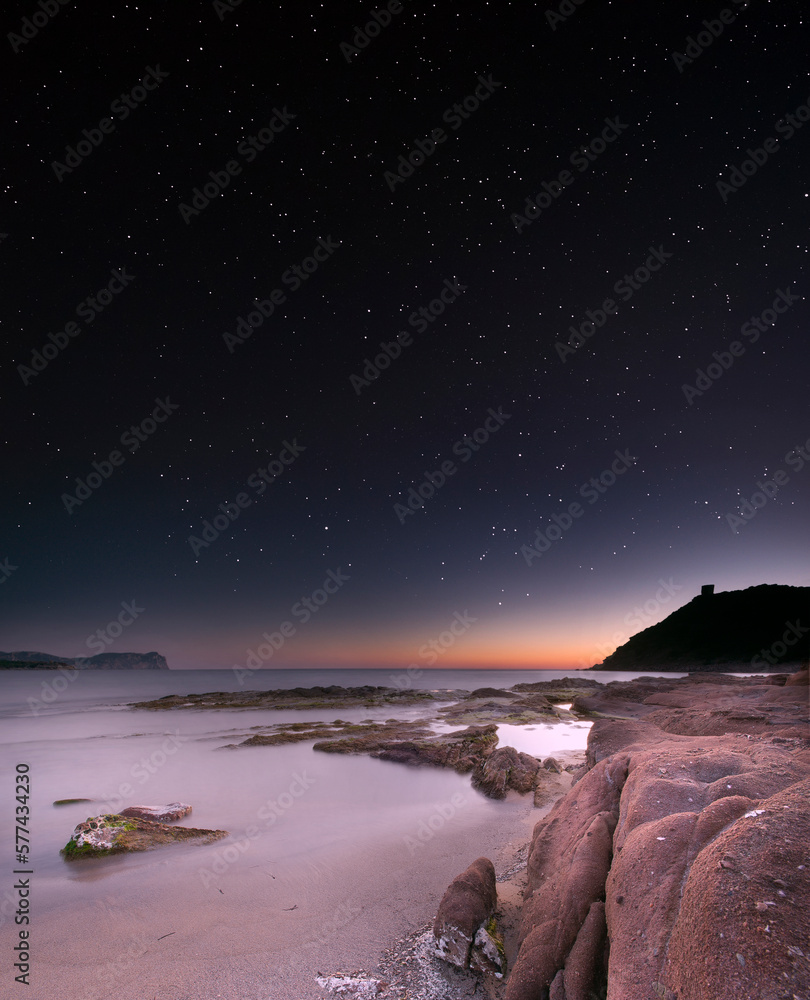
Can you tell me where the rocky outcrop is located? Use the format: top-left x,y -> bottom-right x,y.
593,583 -> 810,670
506,754 -> 625,999
314,723 -> 499,775
312,720 -> 582,803
225,719 -> 433,749
511,676 -> 601,696
132,684 -> 441,710
372,725 -> 499,773
119,802 -> 192,822
61,814 -> 227,859
664,777 -> 810,1000
431,857 -> 505,977
471,746 -> 540,799
504,669 -> 810,1000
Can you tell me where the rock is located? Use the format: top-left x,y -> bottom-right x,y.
472,747 -> 540,799
505,673 -> 810,1000
542,756 -> 562,773
119,802 -> 192,822
61,814 -> 227,859
572,692 -> 661,719
372,725 -> 499,773
314,724 -> 499,776
559,900 -> 607,1000
467,687 -> 516,699
511,693 -> 555,711
510,677 -> 601,696
432,857 -> 504,976
664,777 -> 810,1000
53,798 -> 93,806
233,719 -> 432,749
438,693 -> 555,725
533,767 -> 566,807
131,684 -> 440,711
506,755 -> 625,1000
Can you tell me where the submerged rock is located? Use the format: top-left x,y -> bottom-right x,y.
431,857 -> 505,977
119,802 -> 192,822
61,814 -> 227,859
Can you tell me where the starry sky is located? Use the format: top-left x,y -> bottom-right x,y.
2,1 -> 809,670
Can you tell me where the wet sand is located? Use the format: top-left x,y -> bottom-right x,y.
25,753 -> 582,1000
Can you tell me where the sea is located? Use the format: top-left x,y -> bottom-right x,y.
0,667 -> 690,999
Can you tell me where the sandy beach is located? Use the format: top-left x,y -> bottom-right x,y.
26,760 -> 580,1000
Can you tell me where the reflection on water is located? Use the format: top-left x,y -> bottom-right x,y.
0,669 -> 600,890
0,669 -> 605,999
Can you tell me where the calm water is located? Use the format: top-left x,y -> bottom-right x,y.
0,667 -> 685,882
0,669 -> 606,876
0,667 -> 685,998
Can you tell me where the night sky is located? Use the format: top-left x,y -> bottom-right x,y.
2,1 -> 808,670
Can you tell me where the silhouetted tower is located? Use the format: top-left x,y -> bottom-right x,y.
701,584 -> 715,597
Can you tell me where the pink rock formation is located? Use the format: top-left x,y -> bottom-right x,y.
503,669 -> 810,1000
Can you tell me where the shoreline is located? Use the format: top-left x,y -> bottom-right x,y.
25,765 -> 579,1000
314,748 -> 586,1000
12,670 -> 807,999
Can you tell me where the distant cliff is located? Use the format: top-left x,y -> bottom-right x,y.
592,584 -> 810,671
0,651 -> 170,670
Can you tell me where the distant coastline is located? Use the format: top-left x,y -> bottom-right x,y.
0,650 -> 170,670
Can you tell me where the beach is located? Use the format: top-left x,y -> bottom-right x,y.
7,666 -> 805,999
0,668 -> 593,999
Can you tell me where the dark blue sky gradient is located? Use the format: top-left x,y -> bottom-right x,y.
2,1 -> 808,669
